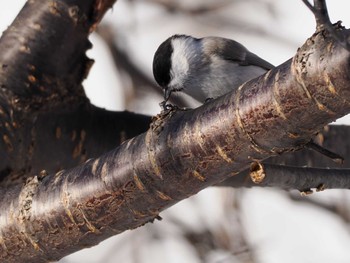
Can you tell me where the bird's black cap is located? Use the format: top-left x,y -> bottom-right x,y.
153,36 -> 174,88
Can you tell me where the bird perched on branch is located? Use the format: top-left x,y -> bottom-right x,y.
153,34 -> 274,108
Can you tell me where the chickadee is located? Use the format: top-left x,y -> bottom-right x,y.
153,34 -> 274,106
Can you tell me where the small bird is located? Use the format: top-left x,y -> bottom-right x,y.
153,34 -> 274,107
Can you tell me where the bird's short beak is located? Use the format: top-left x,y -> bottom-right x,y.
164,88 -> 172,103
160,87 -> 172,111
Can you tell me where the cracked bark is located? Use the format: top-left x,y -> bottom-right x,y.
1,22 -> 350,261
1,0 -> 350,262
0,0 -> 147,187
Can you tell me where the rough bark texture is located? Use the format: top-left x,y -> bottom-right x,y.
219,124 -> 350,189
0,104 -> 151,187
272,125 -> 350,168
0,0 -> 94,111
1,0 -> 350,262
1,24 -> 350,261
0,0 -> 123,185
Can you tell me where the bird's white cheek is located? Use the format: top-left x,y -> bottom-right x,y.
169,39 -> 191,88
169,61 -> 189,88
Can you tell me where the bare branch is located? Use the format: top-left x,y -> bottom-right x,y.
267,125 -> 350,169
302,0 -> 350,51
2,23 -> 350,261
2,0 -> 350,261
220,163 -> 350,192
302,0 -> 330,29
302,0 -> 314,13
305,140 -> 343,164
145,0 -> 232,15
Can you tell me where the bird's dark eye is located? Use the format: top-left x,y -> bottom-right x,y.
153,37 -> 173,88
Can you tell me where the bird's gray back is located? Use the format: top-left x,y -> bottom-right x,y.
183,52 -> 267,102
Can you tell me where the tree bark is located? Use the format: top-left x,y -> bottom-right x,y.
1,20 -> 350,261
1,0 -> 350,262
0,0 -> 130,186
0,103 -> 151,187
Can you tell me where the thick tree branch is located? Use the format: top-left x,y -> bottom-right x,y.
0,104 -> 151,187
1,0 -> 350,262
1,24 -> 350,261
0,0 -> 98,111
0,0 -> 150,186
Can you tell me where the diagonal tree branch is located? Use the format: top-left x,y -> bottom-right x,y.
1,21 -> 350,261
1,0 -> 350,262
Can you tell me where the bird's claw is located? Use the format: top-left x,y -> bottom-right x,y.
159,101 -> 178,112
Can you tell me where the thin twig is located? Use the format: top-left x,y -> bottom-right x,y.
305,140 -> 344,164
302,0 -> 350,51
302,0 -> 315,13
219,163 -> 350,192
146,0 -> 233,15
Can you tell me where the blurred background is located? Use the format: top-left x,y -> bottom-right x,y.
2,1 -> 350,262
